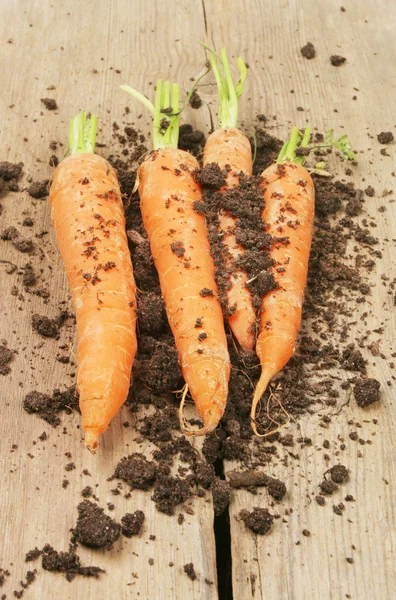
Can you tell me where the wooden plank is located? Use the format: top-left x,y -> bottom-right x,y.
0,1 -> 218,599
201,0 -> 396,598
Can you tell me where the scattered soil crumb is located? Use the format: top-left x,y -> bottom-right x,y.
240,507 -> 274,535
72,501 -> 121,550
41,98 -> 58,110
183,563 -> 197,581
1,226 -> 34,253
31,314 -> 60,338
319,480 -> 338,495
377,132 -> 394,145
0,345 -> 14,375
330,464 -> 348,484
23,386 -> 78,426
112,453 -> 157,489
41,544 -> 104,581
25,547 -> 41,562
27,180 -> 49,199
301,42 -> 316,59
121,511 -> 145,537
330,55 -> 347,66
354,378 -> 381,407
228,470 -> 286,500
211,478 -> 231,516
302,529 -> 311,537
151,475 -> 192,515
189,89 -> 202,109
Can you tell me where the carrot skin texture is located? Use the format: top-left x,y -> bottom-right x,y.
203,128 -> 256,351
50,153 -> 137,447
253,162 -> 315,427
138,148 -> 230,433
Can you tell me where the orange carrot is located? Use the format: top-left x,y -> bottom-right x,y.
121,80 -> 230,434
252,127 -> 315,435
203,48 -> 256,350
50,112 -> 137,449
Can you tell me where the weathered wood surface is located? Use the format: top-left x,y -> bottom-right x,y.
0,0 -> 395,599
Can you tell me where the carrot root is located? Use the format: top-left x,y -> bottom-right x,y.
251,367 -> 291,437
179,383 -> 222,436
84,429 -> 99,451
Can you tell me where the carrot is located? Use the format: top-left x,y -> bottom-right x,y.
203,48 -> 256,351
50,112 -> 137,449
251,127 -> 314,435
121,80 -> 230,435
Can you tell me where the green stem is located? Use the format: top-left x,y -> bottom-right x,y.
68,111 -> 98,155
203,44 -> 248,129
121,79 -> 180,150
276,126 -> 311,165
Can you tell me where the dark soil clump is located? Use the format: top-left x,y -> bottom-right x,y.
240,507 -> 274,535
1,226 -> 34,253
72,501 -> 121,550
189,89 -> 202,109
27,179 -> 49,198
330,55 -> 347,66
151,474 -> 192,515
301,42 -> 316,59
330,465 -> 348,484
41,544 -> 104,581
377,132 -> 394,144
0,345 -> 14,375
32,314 -> 60,338
354,378 -> 381,407
23,386 -> 78,426
112,453 -> 157,490
121,511 -> 145,537
41,98 -> 58,110
183,563 -> 197,580
211,478 -> 231,516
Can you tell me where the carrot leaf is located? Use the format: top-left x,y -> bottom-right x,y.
121,80 -> 180,150
324,130 -> 356,160
203,44 -> 248,129
68,111 -> 97,155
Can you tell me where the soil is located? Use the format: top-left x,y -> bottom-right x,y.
330,55 -> 347,66
377,132 -> 394,144
329,464 -> 349,484
354,378 -> 381,407
0,344 -> 14,375
1,226 -> 34,253
189,89 -> 202,109
301,42 -> 316,59
121,511 -> 145,537
112,453 -> 157,490
27,180 -> 49,198
240,507 -> 274,534
72,501 -> 121,550
228,470 -> 286,500
40,545 -> 104,581
23,385 -> 78,426
211,478 -> 231,517
32,314 -> 60,338
40,98 -> 58,110
183,563 -> 197,580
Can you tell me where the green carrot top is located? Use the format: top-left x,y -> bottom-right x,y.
277,126 -> 311,165
120,80 -> 180,150
203,45 -> 248,130
68,111 -> 98,155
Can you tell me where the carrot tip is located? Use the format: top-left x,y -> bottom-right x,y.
178,384 -> 220,437
251,368 -> 291,438
84,429 -> 99,451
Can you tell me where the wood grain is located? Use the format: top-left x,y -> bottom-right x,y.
0,0 -> 395,599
